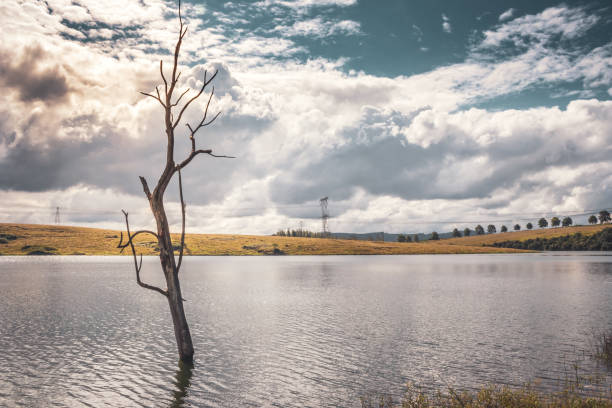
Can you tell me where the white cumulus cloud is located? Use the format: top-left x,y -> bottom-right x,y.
442,13 -> 452,33
1,1 -> 611,234
499,8 -> 515,21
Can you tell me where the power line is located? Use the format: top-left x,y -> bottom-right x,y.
3,206 -> 610,222
0,200 -> 608,217
328,207 -> 612,226
0,203 -> 321,215
3,206 -> 610,221
2,202 -> 610,232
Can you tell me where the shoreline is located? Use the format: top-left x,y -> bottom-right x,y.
1,223 -> 608,256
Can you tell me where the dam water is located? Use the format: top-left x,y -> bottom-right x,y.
1,254 -> 611,407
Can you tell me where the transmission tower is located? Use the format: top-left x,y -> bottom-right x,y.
54,207 -> 60,224
320,197 -> 329,236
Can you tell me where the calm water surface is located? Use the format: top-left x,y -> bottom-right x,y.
1,254 -> 612,407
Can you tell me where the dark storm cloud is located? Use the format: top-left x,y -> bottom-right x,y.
0,118 -> 153,193
270,137 -> 436,204
0,103 -> 268,209
0,46 -> 70,102
0,127 -> 236,202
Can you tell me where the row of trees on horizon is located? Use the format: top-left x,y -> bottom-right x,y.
274,229 -> 330,238
273,210 -> 611,242
398,210 -> 611,242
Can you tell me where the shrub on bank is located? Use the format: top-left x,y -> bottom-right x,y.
361,383 -> 612,408
595,330 -> 612,370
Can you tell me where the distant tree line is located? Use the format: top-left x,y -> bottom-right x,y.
492,227 -> 612,251
417,210 -> 611,241
276,210 -> 612,243
397,234 -> 420,242
274,229 -> 330,238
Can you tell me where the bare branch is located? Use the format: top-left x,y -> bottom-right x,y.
173,70 -> 218,130
178,0 -> 183,27
171,88 -> 190,107
139,176 -> 152,200
185,88 -> 221,140
139,91 -> 166,108
202,111 -> 221,127
201,87 -> 214,123
160,60 -> 168,95
185,124 -> 197,152
177,1 -> 189,40
178,148 -> 235,169
206,151 -> 235,158
176,167 -> 186,274
168,0 -> 185,101
117,229 -> 159,251
119,210 -> 168,297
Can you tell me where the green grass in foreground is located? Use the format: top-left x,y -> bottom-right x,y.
361,383 -> 612,408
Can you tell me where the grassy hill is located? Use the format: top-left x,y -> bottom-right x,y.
443,224 -> 609,246
0,223 -> 530,256
1,223 -> 608,256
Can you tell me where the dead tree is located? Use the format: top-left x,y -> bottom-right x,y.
117,0 -> 232,362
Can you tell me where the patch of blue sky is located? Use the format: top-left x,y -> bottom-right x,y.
195,0 -> 610,76
467,82 -> 607,111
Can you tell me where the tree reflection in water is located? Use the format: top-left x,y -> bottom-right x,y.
171,360 -> 193,408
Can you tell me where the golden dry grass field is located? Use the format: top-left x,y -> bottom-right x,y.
1,223 -> 608,256
0,223 -> 544,256
444,223 -> 609,246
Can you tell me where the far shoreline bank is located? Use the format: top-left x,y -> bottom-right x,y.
1,223 -> 608,257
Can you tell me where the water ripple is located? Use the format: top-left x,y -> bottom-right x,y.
1,255 -> 612,407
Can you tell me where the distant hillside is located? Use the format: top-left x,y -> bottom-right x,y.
3,223 -> 608,256
443,224 -> 610,247
330,225 -> 609,243
491,227 -> 612,251
0,223 -> 524,256
331,231 -> 452,242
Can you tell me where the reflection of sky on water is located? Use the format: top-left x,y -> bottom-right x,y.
0,254 -> 611,407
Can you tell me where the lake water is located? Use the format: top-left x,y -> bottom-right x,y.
1,254 -> 611,407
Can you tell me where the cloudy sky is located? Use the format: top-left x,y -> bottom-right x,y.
1,0 -> 611,234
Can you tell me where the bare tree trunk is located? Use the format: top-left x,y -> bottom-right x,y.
166,271 -> 194,361
151,198 -> 194,362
